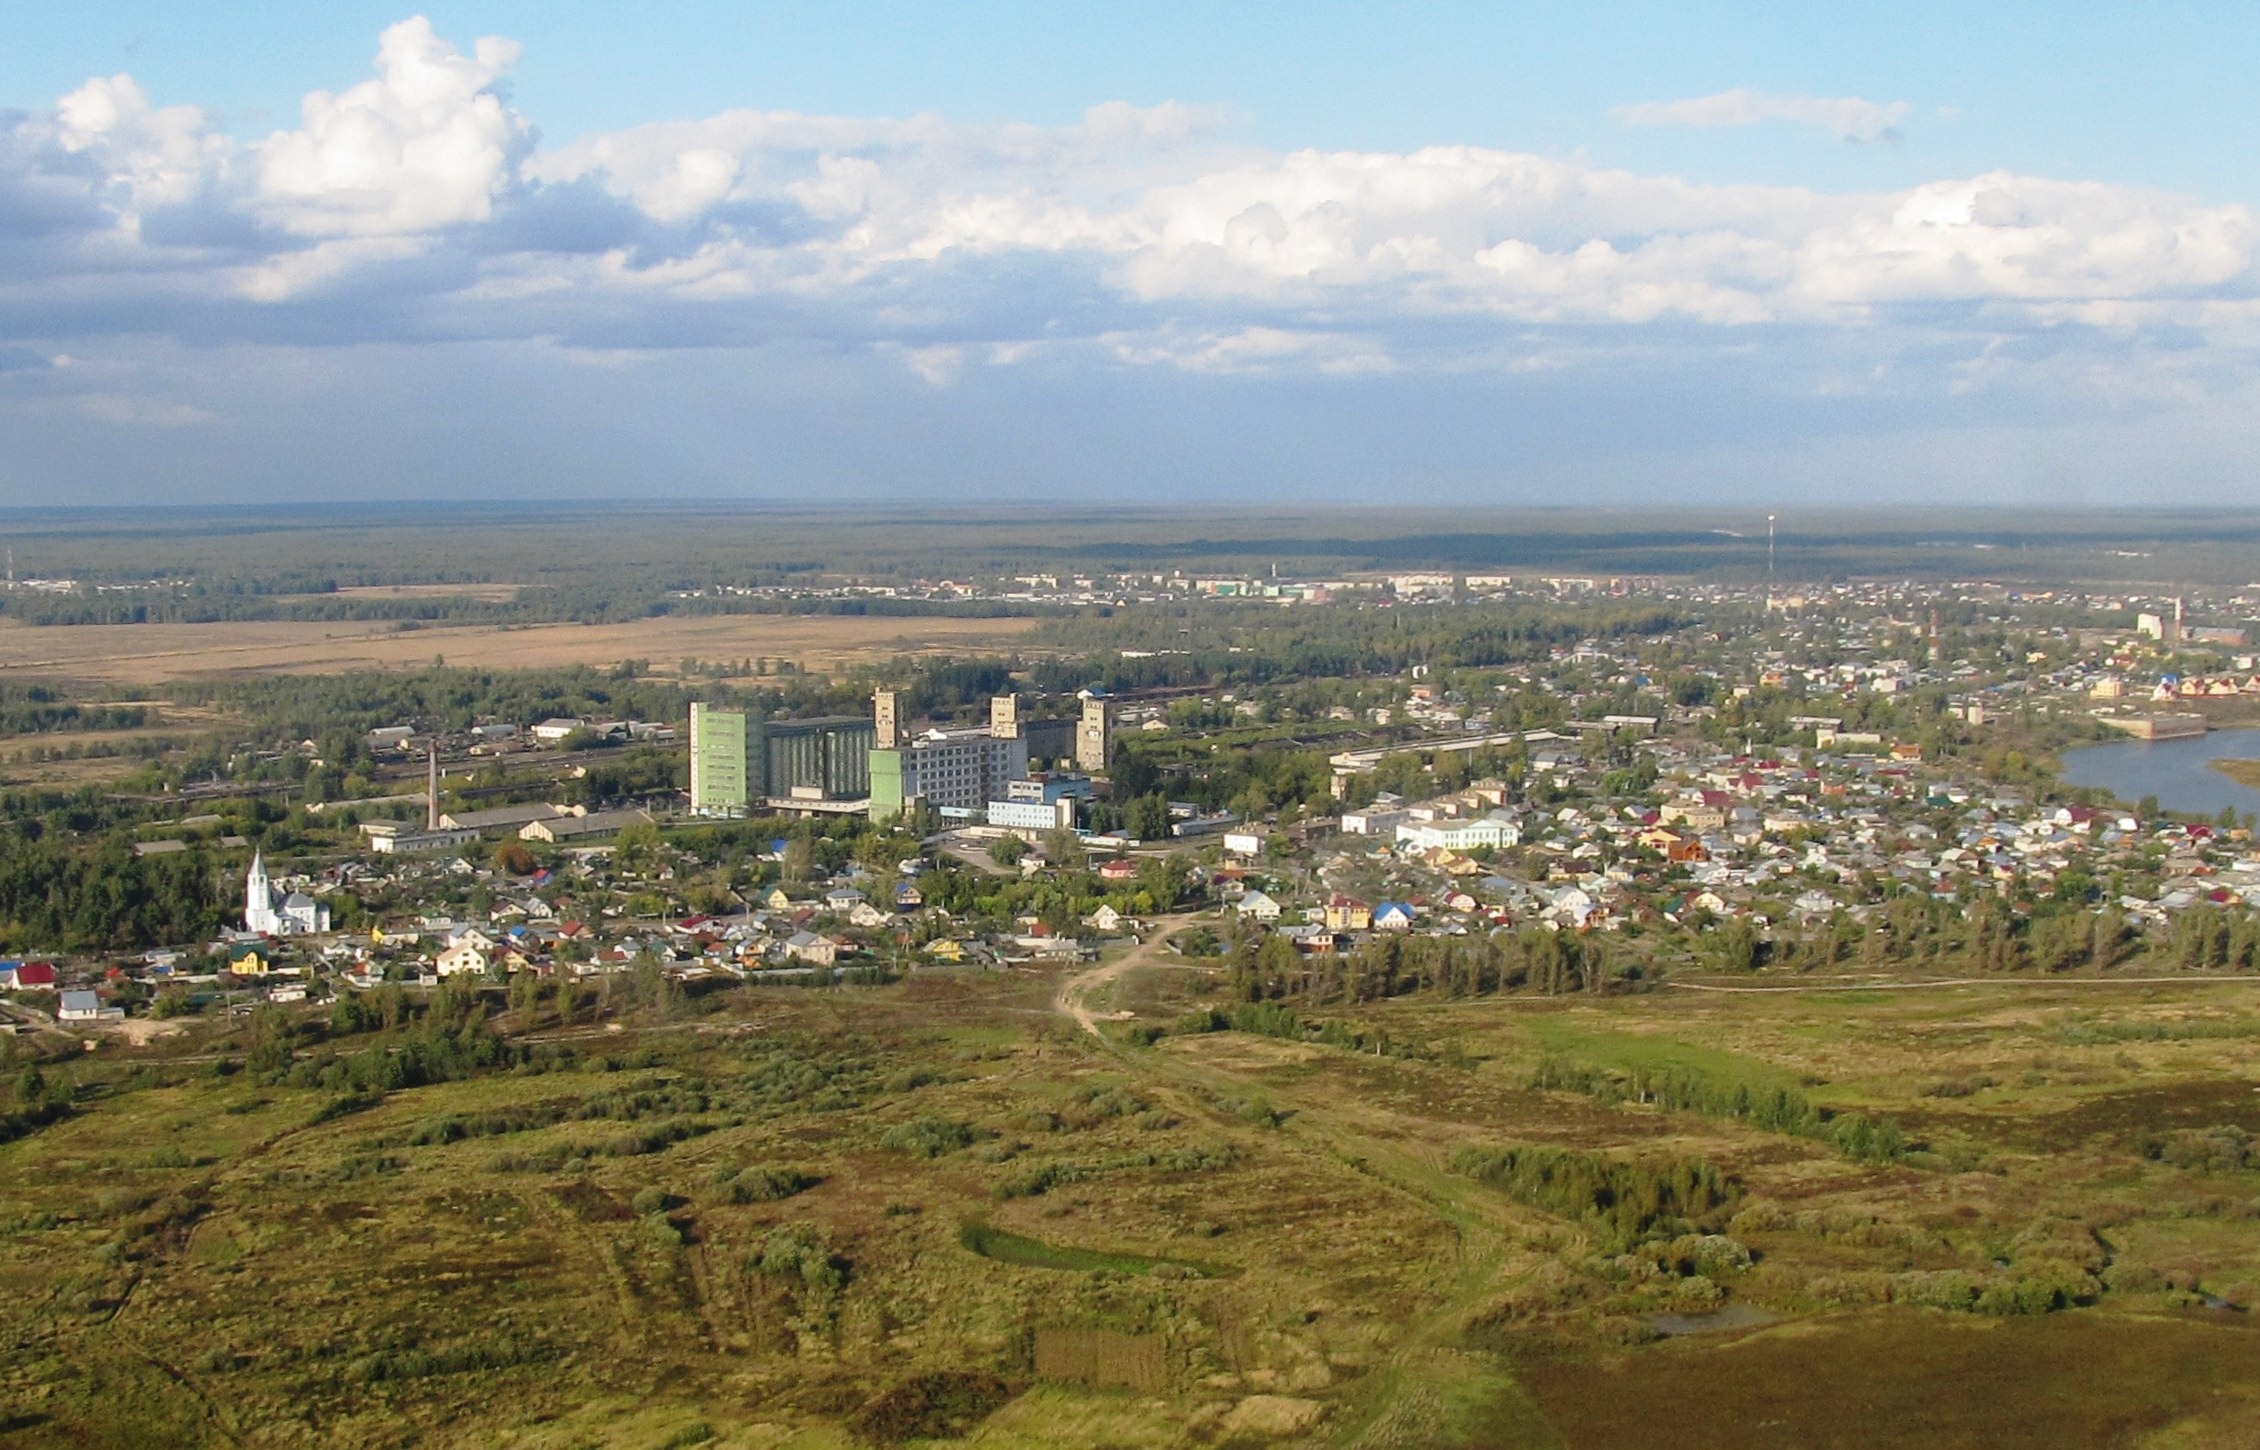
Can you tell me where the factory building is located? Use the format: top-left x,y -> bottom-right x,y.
869,688 -> 1031,820
691,702 -> 874,816
1075,692 -> 1114,771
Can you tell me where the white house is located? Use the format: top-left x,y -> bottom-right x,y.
435,942 -> 491,977
57,990 -> 122,1022
1395,815 -> 1520,853
1236,890 -> 1283,922
1222,827 -> 1271,857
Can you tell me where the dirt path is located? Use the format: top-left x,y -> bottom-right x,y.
1053,913 -> 1201,1037
1047,924 -> 1556,1444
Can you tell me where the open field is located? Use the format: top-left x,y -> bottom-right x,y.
0,614 -> 1043,686
10,936 -> 2260,1446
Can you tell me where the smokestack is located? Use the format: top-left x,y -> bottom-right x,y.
427,740 -> 440,830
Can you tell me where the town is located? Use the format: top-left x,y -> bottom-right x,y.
8,568 -> 2260,1031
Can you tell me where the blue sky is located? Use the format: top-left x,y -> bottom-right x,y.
1,4 -> 2256,506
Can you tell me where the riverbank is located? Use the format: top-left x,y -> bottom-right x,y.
2211,757 -> 2260,789
2060,726 -> 2260,820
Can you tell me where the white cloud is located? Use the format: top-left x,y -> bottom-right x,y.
1,18 -> 2254,403
254,16 -> 528,237
77,393 -> 215,427
53,74 -> 226,220
1613,89 -> 1912,143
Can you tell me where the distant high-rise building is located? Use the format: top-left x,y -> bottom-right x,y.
869,693 -> 1032,820
752,716 -> 874,800
1076,693 -> 1113,772
874,689 -> 901,749
689,702 -> 751,815
692,703 -> 873,815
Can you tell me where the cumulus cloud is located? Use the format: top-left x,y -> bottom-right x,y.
0,15 -> 2253,409
1613,89 -> 1912,143
255,16 -> 529,237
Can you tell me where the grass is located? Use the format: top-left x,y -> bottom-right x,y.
956,1221 -> 1224,1278
7,958 -> 2260,1444
1526,1308 -> 2260,1449
2209,757 -> 2260,788
0,613 -> 1042,686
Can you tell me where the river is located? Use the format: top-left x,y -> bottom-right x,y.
2058,727 -> 2260,820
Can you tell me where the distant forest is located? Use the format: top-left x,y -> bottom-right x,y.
2,504 -> 2259,628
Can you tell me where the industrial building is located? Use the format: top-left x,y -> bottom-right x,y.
1075,692 -> 1113,771
691,703 -> 875,815
870,688 -> 1031,820
689,702 -> 750,815
985,774 -> 1093,831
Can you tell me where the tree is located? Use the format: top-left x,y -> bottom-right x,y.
613,820 -> 663,875
988,834 -> 1027,868
491,841 -> 539,877
1127,794 -> 1172,843
1137,853 -> 1183,910
1043,826 -> 1085,869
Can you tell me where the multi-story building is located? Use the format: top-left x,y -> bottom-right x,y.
870,691 -> 1033,821
753,715 -> 874,801
689,702 -> 750,815
1076,692 -> 1113,771
985,774 -> 1092,832
691,703 -> 873,815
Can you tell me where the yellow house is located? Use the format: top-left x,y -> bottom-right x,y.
1324,895 -> 1371,932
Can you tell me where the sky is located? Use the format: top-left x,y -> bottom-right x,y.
2,3 -> 2258,508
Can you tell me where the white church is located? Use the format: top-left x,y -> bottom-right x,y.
245,851 -> 329,936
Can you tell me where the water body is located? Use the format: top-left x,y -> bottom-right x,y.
1645,1303 -> 1781,1337
2059,727 -> 2260,820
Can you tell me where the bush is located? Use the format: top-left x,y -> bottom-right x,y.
714,1166 -> 816,1203
848,1372 -> 1016,1445
2145,1125 -> 2258,1173
1452,1143 -> 1736,1250
881,1115 -> 979,1158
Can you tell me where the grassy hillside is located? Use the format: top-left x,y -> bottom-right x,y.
6,940 -> 2260,1447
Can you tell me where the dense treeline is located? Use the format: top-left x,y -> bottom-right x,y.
0,835 -> 229,951
1029,600 -> 1686,695
0,586 -> 1050,628
1229,928 -> 1629,1003
1449,1143 -> 1735,1249
1531,1059 -> 1908,1164
0,684 -> 149,735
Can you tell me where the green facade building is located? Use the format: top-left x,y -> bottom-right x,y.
693,702 -> 875,816
688,702 -> 750,815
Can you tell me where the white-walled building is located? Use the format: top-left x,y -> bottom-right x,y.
245,852 -> 329,936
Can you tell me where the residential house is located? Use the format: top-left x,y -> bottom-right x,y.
0,961 -> 57,991
436,942 -> 491,977
58,990 -> 123,1022
1236,890 -> 1283,922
